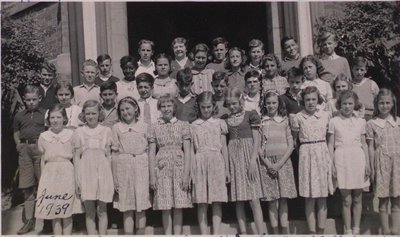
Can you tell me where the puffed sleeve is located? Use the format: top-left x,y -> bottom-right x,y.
220,119 -> 228,135
291,113 -> 300,132
328,118 -> 335,134
147,123 -> 156,143
38,133 -> 46,154
366,120 -> 374,140
249,110 -> 261,128
181,121 -> 191,140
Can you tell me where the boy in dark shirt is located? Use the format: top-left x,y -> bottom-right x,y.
175,68 -> 197,123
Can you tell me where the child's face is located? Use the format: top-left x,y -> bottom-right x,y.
40,68 -> 55,87
340,97 -> 355,118
119,102 -> 137,124
245,77 -> 261,95
84,106 -> 100,128
283,39 -> 299,58
199,101 -> 213,120
263,60 -> 278,78
288,76 -> 303,93
138,43 -> 153,63
156,58 -> 170,77
351,65 -> 367,82
100,89 -> 117,106
194,51 -> 207,69
81,65 -> 97,85
265,95 -> 279,117
49,111 -> 65,132
226,96 -> 242,114
24,92 -> 41,110
213,43 -> 227,62
377,95 -> 394,117
335,80 -> 349,94
212,80 -> 227,98
160,101 -> 174,120
229,50 -> 242,68
177,81 -> 193,97
321,36 -> 337,56
302,61 -> 317,80
99,59 -> 112,76
173,43 -> 187,59
249,46 -> 264,65
122,62 -> 137,81
56,88 -> 73,106
303,92 -> 319,113
137,82 -> 153,99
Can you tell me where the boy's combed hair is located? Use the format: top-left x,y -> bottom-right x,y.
136,73 -> 155,87
176,67 -> 193,84
96,54 -> 112,64
79,100 -> 105,123
317,31 -> 337,46
55,82 -> 75,98
261,53 -> 282,74
351,56 -> 368,68
248,39 -> 264,50
299,55 -> 325,77
171,37 -> 188,49
154,53 -> 173,75
117,96 -> 141,122
120,55 -> 138,69
299,86 -> 324,106
332,73 -> 352,92
100,81 -> 117,93
259,90 -> 287,117
138,39 -> 155,49
81,59 -> 98,71
335,90 -> 362,111
373,88 -> 397,121
211,37 -> 229,48
286,67 -> 304,81
40,61 -> 57,75
157,93 -> 178,115
188,43 -> 211,62
225,47 -> 247,71
195,91 -> 219,118
23,85 -> 41,97
212,71 -> 229,85
47,104 -> 68,126
244,70 -> 262,82
280,36 -> 297,51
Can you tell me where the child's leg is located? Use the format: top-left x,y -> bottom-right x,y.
123,211 -> 134,234
378,197 -> 390,234
316,197 -> 327,234
305,198 -> 316,233
135,211 -> 146,234
391,197 -> 400,235
250,199 -> 265,234
62,217 -> 73,235
268,200 -> 279,233
235,201 -> 247,234
212,202 -> 222,234
52,219 -> 62,235
352,189 -> 363,234
340,189 -> 352,233
162,210 -> 172,235
279,198 -> 289,234
173,208 -> 183,235
23,187 -> 36,221
83,201 -> 97,235
197,203 -> 208,234
97,201 -> 108,235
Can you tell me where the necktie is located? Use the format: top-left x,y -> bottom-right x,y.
144,101 -> 151,124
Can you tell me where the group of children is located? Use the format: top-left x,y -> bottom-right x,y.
12,32 -> 399,235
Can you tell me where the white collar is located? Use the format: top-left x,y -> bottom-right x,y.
299,109 -> 324,119
41,129 -> 73,143
177,93 -> 194,104
322,52 -> 339,60
158,117 -> 178,124
176,57 -> 188,68
244,93 -> 260,102
99,73 -> 112,81
138,60 -> 155,68
262,115 -> 286,123
192,117 -> 219,125
351,78 -> 368,86
371,115 -> 398,128
117,121 -> 146,133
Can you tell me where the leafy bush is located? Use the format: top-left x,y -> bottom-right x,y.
313,2 -> 400,90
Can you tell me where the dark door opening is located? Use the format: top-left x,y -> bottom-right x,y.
127,2 -> 270,56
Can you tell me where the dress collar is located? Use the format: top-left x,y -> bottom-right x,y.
192,117 -> 219,125
138,60 -> 155,68
227,70 -> 245,76
371,115 -> 397,128
154,77 -> 173,86
284,54 -> 300,62
158,117 -> 178,124
41,129 -> 73,143
299,109 -> 323,119
262,115 -> 286,123
118,121 -> 145,133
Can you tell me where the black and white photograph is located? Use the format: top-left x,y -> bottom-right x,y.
1,1 -> 400,235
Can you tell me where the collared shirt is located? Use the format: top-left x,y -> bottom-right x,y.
191,68 -> 214,95
38,84 -> 58,110
261,114 -> 286,124
369,115 -> 398,129
170,58 -> 193,79
153,77 -> 179,99
94,75 -> 119,87
176,57 -> 189,69
227,70 -> 245,91
116,79 -> 140,101
14,108 -> 46,139
157,116 -> 178,124
137,97 -> 160,124
72,83 -> 101,107
280,89 -> 303,115
302,78 -> 333,102
101,105 -> 119,128
175,95 -> 197,123
321,52 -> 340,60
291,109 -> 330,142
135,60 -> 156,77
262,76 -> 289,95
244,93 -> 261,115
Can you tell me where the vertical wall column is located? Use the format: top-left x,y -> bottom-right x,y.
266,2 -> 282,56
297,2 -> 314,56
82,2 -> 98,60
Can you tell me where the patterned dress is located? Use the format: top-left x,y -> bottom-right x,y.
35,129 -> 83,219
74,125 -> 114,202
225,110 -> 264,201
148,117 -> 192,210
366,116 -> 400,198
111,122 -> 151,212
259,116 -> 297,201
292,110 -> 334,198
190,117 -> 228,204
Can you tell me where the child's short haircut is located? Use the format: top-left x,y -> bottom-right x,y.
225,47 -> 247,71
373,88 -> 397,120
332,73 -> 352,92
244,70 -> 262,82
55,82 -> 75,98
224,87 -> 245,108
100,81 -> 117,93
176,68 -> 193,85
97,54 -> 112,64
157,93 -> 177,115
47,104 -> 68,126
280,36 -> 297,50
154,53 -> 173,75
261,53 -> 282,72
81,59 -> 98,71
317,31 -> 337,46
299,55 -> 325,77
138,39 -> 155,50
189,43 -> 210,61
211,71 -> 229,85
248,39 -> 264,50
351,56 -> 368,68
40,61 -> 57,75
136,73 -> 155,87
286,67 -> 304,81
117,96 -> 140,122
260,90 -> 287,117
171,37 -> 188,49
79,100 -> 105,123
299,86 -> 324,106
195,91 -> 218,117
23,85 -> 41,97
211,37 -> 229,49
335,90 -> 362,111
120,56 -> 138,69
